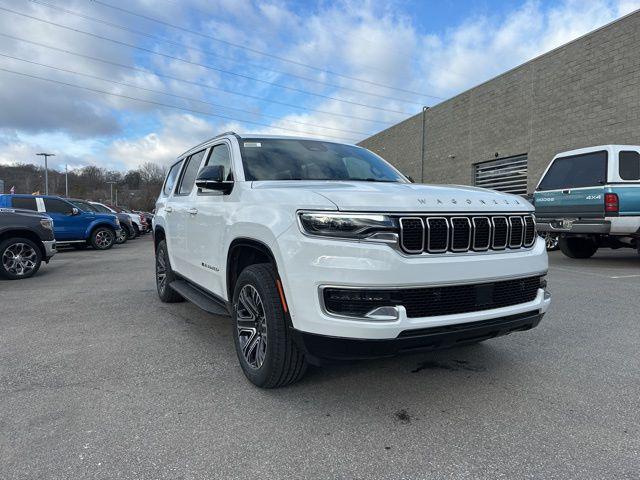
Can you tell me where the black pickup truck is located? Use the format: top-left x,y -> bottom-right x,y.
0,207 -> 57,279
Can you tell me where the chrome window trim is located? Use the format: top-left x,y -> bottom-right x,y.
472,216 -> 491,251
450,216 -> 471,252
399,217 -> 425,253
491,216 -> 509,250
508,216 -> 524,248
426,217 -> 449,253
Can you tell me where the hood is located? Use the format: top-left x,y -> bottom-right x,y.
252,181 -> 531,213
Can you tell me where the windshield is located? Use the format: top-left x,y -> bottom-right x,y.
239,138 -> 407,182
90,203 -> 112,214
70,199 -> 98,212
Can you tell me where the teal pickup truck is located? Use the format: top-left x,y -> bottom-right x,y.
534,145 -> 640,258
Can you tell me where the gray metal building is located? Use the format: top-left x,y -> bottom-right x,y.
359,10 -> 640,194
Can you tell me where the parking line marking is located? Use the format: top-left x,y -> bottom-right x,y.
609,274 -> 640,279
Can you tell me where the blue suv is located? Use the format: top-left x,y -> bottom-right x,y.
0,195 -> 122,250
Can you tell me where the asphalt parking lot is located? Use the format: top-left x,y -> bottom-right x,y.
1,238 -> 639,479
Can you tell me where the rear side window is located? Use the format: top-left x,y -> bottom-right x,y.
11,197 -> 37,211
205,144 -> 233,180
538,151 -> 607,191
43,198 -> 74,215
619,151 -> 640,180
177,150 -> 207,196
163,160 -> 183,196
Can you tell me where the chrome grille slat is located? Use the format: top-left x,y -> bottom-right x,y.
426,217 -> 449,253
398,214 -> 535,254
399,217 -> 424,253
508,216 -> 524,248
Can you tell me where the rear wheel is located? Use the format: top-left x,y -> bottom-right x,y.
0,237 -> 42,280
155,240 -> 183,303
559,236 -> 598,258
126,226 -> 136,240
90,227 -> 115,250
232,263 -> 307,388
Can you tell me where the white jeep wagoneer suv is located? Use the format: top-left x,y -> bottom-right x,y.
153,133 -> 551,387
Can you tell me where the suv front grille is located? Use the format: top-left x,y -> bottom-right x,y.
398,214 -> 536,254
323,276 -> 542,319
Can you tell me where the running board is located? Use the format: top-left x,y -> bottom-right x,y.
169,280 -> 230,317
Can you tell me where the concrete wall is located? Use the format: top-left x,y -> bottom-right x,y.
359,11 -> 640,192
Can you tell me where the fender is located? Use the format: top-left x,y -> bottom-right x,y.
84,219 -> 118,239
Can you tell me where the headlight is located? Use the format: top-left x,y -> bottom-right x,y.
40,218 -> 53,230
298,212 -> 397,239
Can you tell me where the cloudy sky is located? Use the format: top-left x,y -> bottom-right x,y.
0,0 -> 638,172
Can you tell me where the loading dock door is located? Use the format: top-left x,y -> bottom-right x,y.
474,155 -> 528,194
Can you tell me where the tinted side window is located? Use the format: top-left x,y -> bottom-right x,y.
538,151 -> 607,191
43,198 -> 74,214
11,197 -> 37,211
163,160 -> 183,196
619,151 -> 640,180
205,144 -> 233,180
177,150 -> 207,196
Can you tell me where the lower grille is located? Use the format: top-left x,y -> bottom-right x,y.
323,276 -> 542,319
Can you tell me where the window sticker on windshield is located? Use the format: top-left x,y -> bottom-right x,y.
244,142 -> 261,148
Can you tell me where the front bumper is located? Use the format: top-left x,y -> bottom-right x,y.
42,240 -> 57,259
296,310 -> 545,363
275,226 -> 550,340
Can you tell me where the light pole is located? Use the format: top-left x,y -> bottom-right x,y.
65,164 -> 69,197
36,153 -> 55,195
106,181 -> 116,205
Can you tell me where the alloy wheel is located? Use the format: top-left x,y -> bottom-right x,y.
95,230 -> 113,249
236,284 -> 268,369
156,248 -> 167,293
2,242 -> 37,277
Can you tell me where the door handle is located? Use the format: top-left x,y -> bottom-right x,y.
165,206 -> 173,213
187,208 -> 198,215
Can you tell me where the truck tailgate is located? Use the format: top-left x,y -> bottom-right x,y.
534,188 -> 605,218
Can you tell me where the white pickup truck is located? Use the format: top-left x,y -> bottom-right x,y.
153,133 -> 551,387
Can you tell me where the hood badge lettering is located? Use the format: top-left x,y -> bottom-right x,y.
417,197 -> 515,206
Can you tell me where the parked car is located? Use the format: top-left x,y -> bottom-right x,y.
0,194 -> 122,250
105,204 -> 145,236
89,202 -> 137,239
534,145 -> 640,258
68,199 -> 130,244
0,207 -> 56,279
153,133 -> 551,388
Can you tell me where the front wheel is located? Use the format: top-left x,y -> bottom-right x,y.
0,237 -> 42,280
542,232 -> 559,251
232,264 -> 307,388
90,227 -> 115,250
559,236 -> 598,259
115,228 -> 128,244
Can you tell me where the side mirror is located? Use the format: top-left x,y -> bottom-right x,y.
71,207 -> 80,215
196,165 -> 233,194
406,175 -> 415,183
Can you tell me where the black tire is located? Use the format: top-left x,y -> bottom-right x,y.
559,236 -> 598,259
125,225 -> 136,240
0,237 -> 43,280
155,240 -> 183,303
90,227 -> 115,250
132,224 -> 141,237
232,263 -> 307,388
